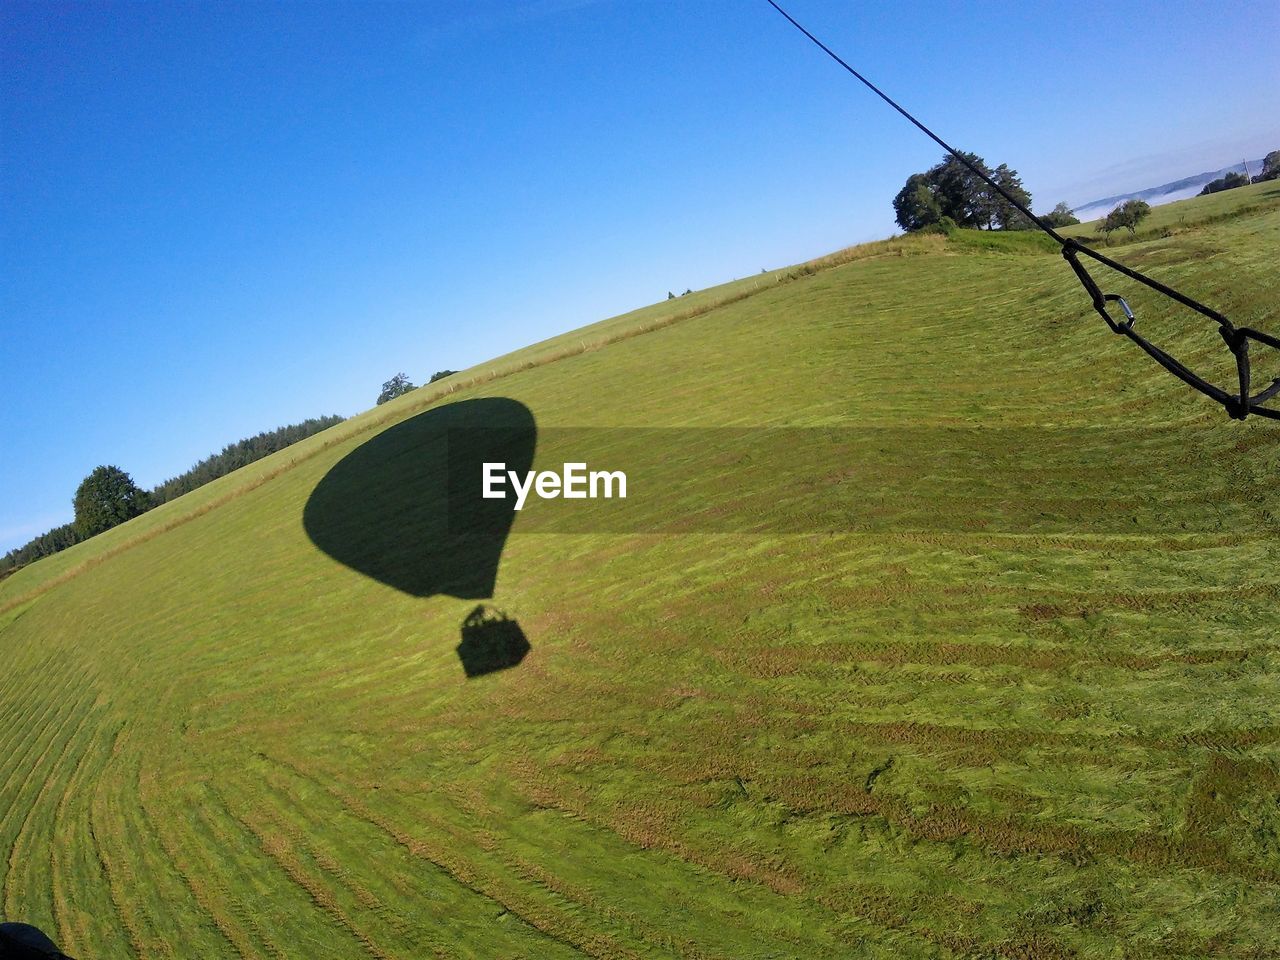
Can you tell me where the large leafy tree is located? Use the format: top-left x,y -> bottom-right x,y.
892,152 -> 1031,231
990,164 -> 1034,230
930,152 -> 994,228
73,465 -> 148,537
892,173 -> 942,232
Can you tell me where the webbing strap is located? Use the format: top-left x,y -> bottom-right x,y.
1062,240 -> 1279,420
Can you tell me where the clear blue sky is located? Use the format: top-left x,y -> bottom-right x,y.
2,0 -> 1277,553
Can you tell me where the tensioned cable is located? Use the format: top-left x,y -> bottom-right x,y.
764,0 -> 1279,421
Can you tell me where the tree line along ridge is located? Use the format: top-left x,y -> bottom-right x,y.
1,415 -> 345,579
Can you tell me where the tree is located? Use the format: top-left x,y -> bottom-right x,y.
1103,199 -> 1151,237
73,465 -> 148,537
150,415 -> 344,506
930,152 -> 996,228
429,370 -> 458,383
1199,171 -> 1249,196
892,172 -> 941,232
4,415 -> 346,576
1119,198 -> 1151,234
1,521 -> 83,576
990,164 -> 1033,230
892,152 -> 1032,231
376,372 -> 416,406
1252,150 -> 1280,183
1039,202 -> 1080,228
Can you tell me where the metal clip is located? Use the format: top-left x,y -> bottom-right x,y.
1103,294 -> 1135,331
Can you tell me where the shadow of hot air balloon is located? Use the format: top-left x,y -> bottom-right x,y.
303,397 -> 536,677
0,922 -> 75,959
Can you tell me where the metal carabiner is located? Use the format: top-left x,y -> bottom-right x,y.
1103,294 -> 1136,331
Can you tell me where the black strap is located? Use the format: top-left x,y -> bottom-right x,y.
765,0 -> 1279,421
1060,239 -> 1278,420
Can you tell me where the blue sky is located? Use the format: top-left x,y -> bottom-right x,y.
2,0 -> 1277,553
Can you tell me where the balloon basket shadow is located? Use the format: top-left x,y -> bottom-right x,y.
457,605 -> 530,678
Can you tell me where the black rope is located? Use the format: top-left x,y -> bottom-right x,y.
764,0 -> 1278,421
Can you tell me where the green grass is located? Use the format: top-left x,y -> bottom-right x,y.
2,183 -> 1278,959
1063,178 -> 1280,245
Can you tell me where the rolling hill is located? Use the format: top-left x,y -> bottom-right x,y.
2,181 -> 1278,959
1072,157 -> 1266,222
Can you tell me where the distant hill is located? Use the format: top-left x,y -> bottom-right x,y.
1074,157 -> 1265,221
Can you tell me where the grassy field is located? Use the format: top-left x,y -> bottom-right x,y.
2,181 -> 1278,959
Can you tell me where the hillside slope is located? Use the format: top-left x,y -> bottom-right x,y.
2,182 -> 1278,959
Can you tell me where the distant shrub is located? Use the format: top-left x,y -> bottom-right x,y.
429,370 -> 458,383
1039,202 -> 1080,228
1199,171 -> 1249,196
377,372 -> 416,406
1102,199 -> 1151,237
922,216 -> 958,237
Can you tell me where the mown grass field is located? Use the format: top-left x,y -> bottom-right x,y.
2,181 -> 1278,959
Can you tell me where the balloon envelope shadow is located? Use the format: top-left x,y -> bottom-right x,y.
0,922 -> 75,959
303,397 -> 536,677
